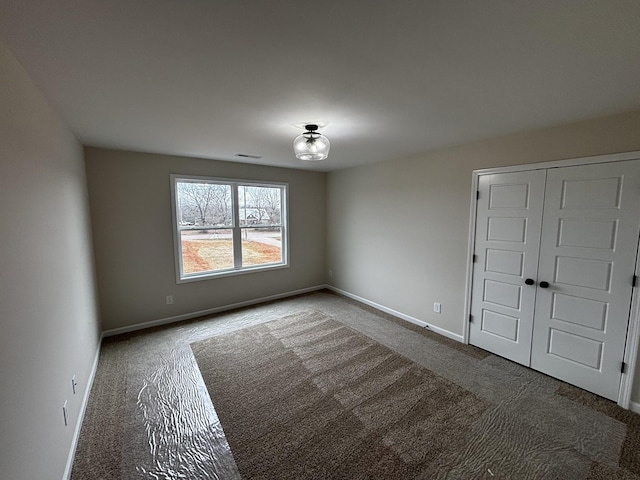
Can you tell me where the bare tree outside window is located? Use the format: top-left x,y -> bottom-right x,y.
177,182 -> 231,227
248,186 -> 281,225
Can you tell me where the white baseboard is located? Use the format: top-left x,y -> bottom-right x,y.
630,401 -> 640,415
327,285 -> 464,343
62,333 -> 103,480
102,285 -> 327,337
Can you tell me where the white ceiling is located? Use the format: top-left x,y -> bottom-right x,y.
1,1 -> 639,172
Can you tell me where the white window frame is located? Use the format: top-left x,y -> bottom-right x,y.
170,174 -> 289,283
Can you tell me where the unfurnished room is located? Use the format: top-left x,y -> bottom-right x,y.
2,1 -> 640,479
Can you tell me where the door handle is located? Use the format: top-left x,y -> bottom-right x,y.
539,281 -> 550,288
524,278 -> 535,285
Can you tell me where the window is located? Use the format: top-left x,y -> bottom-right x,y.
171,175 -> 288,282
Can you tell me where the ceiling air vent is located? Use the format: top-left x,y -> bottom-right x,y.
234,153 -> 262,159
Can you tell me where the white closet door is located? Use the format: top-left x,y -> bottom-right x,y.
531,160 -> 640,401
469,170 -> 546,365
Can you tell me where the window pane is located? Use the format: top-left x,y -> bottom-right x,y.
173,176 -> 287,281
181,229 -> 234,274
237,186 -> 282,226
176,181 -> 232,227
241,227 -> 282,267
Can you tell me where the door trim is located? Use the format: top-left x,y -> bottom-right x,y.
462,171 -> 480,345
620,240 -> 640,408
464,150 -> 640,408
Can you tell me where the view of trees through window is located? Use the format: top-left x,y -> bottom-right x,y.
174,178 -> 286,278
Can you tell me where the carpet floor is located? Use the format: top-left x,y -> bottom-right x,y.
193,310 -> 489,479
193,309 -> 640,480
71,291 -> 640,479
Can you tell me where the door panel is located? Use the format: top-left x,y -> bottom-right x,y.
547,329 -> 603,369
483,279 -> 522,309
560,177 -> 622,209
481,310 -> 520,341
531,160 -> 640,401
554,256 -> 613,291
551,292 -> 607,330
489,183 -> 531,209
485,249 -> 524,276
558,219 -> 617,250
470,171 -> 546,365
487,217 -> 528,242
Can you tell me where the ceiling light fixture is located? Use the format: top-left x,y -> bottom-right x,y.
293,124 -> 330,161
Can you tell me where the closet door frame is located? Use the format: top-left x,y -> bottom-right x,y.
464,150 -> 640,409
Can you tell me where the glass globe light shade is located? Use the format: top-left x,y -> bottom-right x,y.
293,127 -> 330,161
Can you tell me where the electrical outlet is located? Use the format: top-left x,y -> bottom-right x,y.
434,302 -> 441,314
166,295 -> 173,305
71,375 -> 78,395
62,400 -> 68,426
329,270 -> 333,278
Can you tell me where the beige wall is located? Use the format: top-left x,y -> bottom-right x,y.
327,110 -> 640,400
85,148 -> 327,331
0,42 -> 101,479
